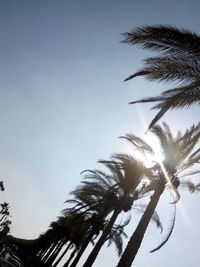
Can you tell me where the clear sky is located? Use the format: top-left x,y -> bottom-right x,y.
0,0 -> 200,266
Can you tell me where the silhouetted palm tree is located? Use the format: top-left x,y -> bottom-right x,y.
116,122 -> 200,267
64,167 -> 121,267
0,202 -> 11,237
0,184 -> 11,238
122,25 -> 200,129
79,154 -> 162,267
40,212 -> 90,266
62,176 -> 121,267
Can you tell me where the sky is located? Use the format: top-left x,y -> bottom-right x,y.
0,0 -> 200,266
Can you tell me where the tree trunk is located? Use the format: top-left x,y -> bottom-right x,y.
0,214 -> 6,223
116,186 -> 164,267
42,241 -> 58,262
69,231 -> 95,267
38,244 -> 51,259
83,208 -> 121,267
52,242 -> 72,267
45,238 -> 66,265
63,248 -> 77,267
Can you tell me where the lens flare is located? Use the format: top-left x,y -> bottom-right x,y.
135,105 -> 193,236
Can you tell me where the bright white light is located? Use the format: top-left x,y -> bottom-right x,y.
133,105 -> 164,167
145,131 -> 164,163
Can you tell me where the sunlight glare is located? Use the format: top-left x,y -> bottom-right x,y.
134,100 -> 195,241
133,105 -> 164,167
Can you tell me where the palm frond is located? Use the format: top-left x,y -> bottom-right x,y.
123,25 -> 200,128
178,169 -> 200,178
106,226 -> 128,256
121,25 -> 200,57
169,188 -> 180,204
119,134 -> 154,155
81,169 -> 114,188
124,70 -> 150,81
126,56 -> 199,83
131,82 -> 200,130
98,159 -> 124,185
150,203 -> 176,253
180,180 -> 200,193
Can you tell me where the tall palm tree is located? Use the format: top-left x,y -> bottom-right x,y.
40,212 -> 91,266
122,25 -> 200,129
51,212 -> 92,267
81,154 -> 149,267
116,122 -> 200,267
80,154 -> 162,267
62,173 -> 121,267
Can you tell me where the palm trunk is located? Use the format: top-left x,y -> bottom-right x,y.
63,248 -> 77,267
42,241 -> 57,262
52,242 -> 72,267
45,239 -> 65,265
69,231 -> 95,267
83,208 -> 121,267
116,186 -> 164,267
38,248 -> 46,258
39,242 -> 54,259
0,214 -> 6,223
38,245 -> 51,259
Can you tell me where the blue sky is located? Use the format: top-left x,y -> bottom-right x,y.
0,1 -> 200,266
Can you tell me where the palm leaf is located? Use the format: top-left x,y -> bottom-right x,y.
121,25 -> 200,57
180,180 -> 200,193
150,203 -> 176,253
119,134 -> 154,155
123,25 -> 200,128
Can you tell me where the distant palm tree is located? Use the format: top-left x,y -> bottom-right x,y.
0,202 -> 11,237
41,220 -> 67,264
116,122 -> 200,267
65,164 -> 125,267
62,173 -> 124,267
0,184 -> 11,237
40,212 -> 91,266
122,25 -> 200,129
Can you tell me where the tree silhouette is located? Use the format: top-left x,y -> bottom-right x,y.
116,122 -> 200,267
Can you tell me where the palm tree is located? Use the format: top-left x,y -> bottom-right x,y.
0,184 -> 11,238
122,25 -> 200,129
70,153 -> 163,267
82,154 -> 153,267
0,202 -> 11,238
64,171 -> 118,267
51,212 -> 91,267
116,122 -> 200,267
62,179 -> 118,267
0,203 -> 10,223
39,212 -> 91,266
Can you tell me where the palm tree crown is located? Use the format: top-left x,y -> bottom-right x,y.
122,25 -> 200,129
123,122 -> 200,199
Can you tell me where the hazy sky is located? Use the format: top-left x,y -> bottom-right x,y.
1,1 -> 200,266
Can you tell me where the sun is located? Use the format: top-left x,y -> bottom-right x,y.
131,132 -> 164,167
132,105 -> 164,166
145,132 -> 164,163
